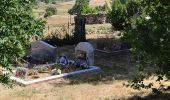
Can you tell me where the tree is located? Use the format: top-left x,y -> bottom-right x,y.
68,0 -> 89,15
0,0 -> 45,86
108,0 -> 128,30
123,0 -> 170,91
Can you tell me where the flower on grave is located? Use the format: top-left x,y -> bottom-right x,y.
51,69 -> 62,75
15,67 -> 28,79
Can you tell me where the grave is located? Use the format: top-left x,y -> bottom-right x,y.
28,41 -> 57,65
7,42 -> 100,86
75,42 -> 94,67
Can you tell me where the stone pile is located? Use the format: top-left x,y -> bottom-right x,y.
83,13 -> 109,24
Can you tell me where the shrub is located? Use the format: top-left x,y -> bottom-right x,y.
44,11 -> 53,18
41,0 -> 50,4
108,0 -> 141,30
68,0 -> 89,15
44,6 -> 57,18
46,6 -> 57,15
81,5 -> 98,14
69,0 -> 110,15
108,0 -> 128,30
126,0 -> 141,17
0,0 -> 44,85
123,0 -> 170,91
52,1 -> 56,4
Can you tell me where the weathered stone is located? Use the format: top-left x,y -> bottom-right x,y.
82,13 -> 109,24
29,41 -> 57,65
75,42 -> 94,66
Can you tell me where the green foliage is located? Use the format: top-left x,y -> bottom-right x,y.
81,5 -> 98,14
68,0 -> 109,15
123,0 -> 170,91
44,6 -> 57,18
46,6 -> 57,14
0,0 -> 45,85
44,11 -> 53,18
40,0 -> 50,4
126,0 -> 141,17
68,0 -> 89,15
108,0 -> 128,30
108,0 -> 142,30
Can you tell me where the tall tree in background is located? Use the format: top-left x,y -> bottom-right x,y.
68,0 -> 90,15
0,0 -> 44,86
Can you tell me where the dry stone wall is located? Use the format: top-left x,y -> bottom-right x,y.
83,13 -> 109,24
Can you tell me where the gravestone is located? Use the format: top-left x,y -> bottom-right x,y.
75,42 -> 94,66
29,41 -> 57,65
74,13 -> 86,43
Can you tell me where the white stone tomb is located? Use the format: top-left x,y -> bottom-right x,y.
75,42 -> 94,66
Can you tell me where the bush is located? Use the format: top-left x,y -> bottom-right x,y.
40,0 -> 50,4
44,11 -> 53,18
44,6 -> 57,18
68,0 -> 89,15
108,0 -> 128,30
46,6 -> 57,14
123,0 -> 170,91
51,1 -> 56,4
126,0 -> 141,17
81,5 -> 98,14
108,0 -> 141,30
68,0 -> 109,15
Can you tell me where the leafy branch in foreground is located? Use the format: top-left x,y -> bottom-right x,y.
123,0 -> 170,92
0,0 -> 45,86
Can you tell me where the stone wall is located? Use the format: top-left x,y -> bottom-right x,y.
83,13 -> 109,24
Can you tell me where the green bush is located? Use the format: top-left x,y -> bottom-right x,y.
108,0 -> 128,30
108,0 -> 141,30
81,5 -> 98,14
123,0 -> 170,91
44,11 -> 53,18
40,0 -> 50,4
126,0 -> 141,17
68,0 -> 109,15
0,0 -> 44,85
68,0 -> 89,15
44,6 -> 57,18
46,6 -> 57,14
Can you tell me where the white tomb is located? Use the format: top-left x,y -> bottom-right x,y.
75,42 -> 94,66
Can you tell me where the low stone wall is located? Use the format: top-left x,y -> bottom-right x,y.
83,13 -> 109,24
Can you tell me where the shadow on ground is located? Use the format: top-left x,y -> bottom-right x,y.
128,93 -> 170,100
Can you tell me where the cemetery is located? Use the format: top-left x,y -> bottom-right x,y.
0,0 -> 169,100
3,41 -> 100,86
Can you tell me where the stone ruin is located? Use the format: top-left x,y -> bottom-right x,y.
28,41 -> 57,65
75,42 -> 94,66
83,13 -> 109,24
